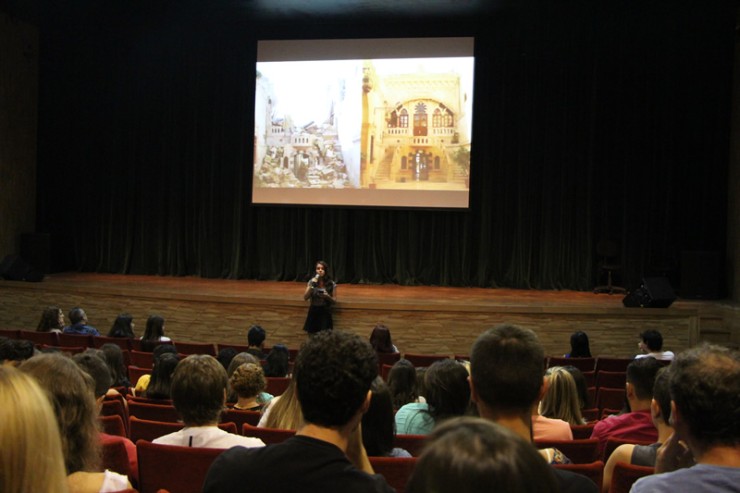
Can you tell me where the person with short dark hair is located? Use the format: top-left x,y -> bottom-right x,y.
636,329 -> 674,361
63,307 -> 100,336
470,324 -> 598,493
203,330 -> 394,493
153,354 -> 264,449
246,325 -> 267,359
407,417 -> 559,493
631,344 -> 740,492
590,357 -> 662,456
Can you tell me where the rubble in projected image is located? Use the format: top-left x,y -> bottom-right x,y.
253,57 -> 473,191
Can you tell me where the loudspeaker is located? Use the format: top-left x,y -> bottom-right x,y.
622,277 -> 676,308
0,254 -> 44,282
680,251 -> 721,299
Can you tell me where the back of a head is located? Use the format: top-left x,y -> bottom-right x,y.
171,354 -> 228,426
562,365 -> 590,409
74,350 -> 113,398
471,324 -> 545,414
0,366 -> 69,493
68,307 -> 86,325
100,343 -> 128,386
19,353 -> 100,474
670,344 -> 740,451
230,362 -> 266,399
247,325 -> 266,347
1,339 -> 35,365
295,330 -> 377,428
407,417 -> 558,493
569,331 -> 591,358
108,313 -> 134,338
144,315 -> 165,340
626,357 -> 662,401
369,324 -> 394,353
227,352 -> 259,377
217,347 -> 238,370
37,306 -> 63,332
387,359 -> 418,409
540,367 -> 583,425
424,359 -> 471,420
264,344 -> 289,377
146,352 -> 180,399
652,367 -> 672,424
640,329 -> 663,351
362,377 -> 396,456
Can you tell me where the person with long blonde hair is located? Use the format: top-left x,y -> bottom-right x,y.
259,374 -> 304,430
0,365 -> 69,493
539,366 -> 586,426
20,353 -> 131,493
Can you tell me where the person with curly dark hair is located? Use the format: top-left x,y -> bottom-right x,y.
36,306 -> 64,333
204,330 -> 393,493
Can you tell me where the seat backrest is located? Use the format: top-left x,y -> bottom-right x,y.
58,333 -> 94,348
174,341 -> 216,356
596,371 -> 627,390
553,460 -> 604,491
402,353 -> 450,368
265,376 -> 291,396
221,408 -> 261,430
0,328 -> 20,339
242,423 -> 296,444
130,416 -> 236,443
128,401 -> 181,423
101,438 -> 132,481
100,414 -> 127,438
596,388 -> 626,413
93,335 -> 132,351
595,357 -> 632,373
549,356 -> 596,372
41,344 -> 87,355
377,352 -> 401,367
136,440 -> 225,493
381,364 -> 393,381
609,462 -> 654,493
393,434 -> 428,457
534,439 -> 600,464
127,365 -> 151,386
129,350 -> 155,368
582,370 -> 596,387
570,422 -> 596,439
217,343 -> 251,353
19,330 -> 59,346
101,399 -> 130,436
369,456 -> 417,493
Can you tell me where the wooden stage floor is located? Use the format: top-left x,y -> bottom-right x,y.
0,272 -> 725,357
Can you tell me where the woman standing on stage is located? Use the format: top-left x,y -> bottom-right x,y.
303,260 -> 336,334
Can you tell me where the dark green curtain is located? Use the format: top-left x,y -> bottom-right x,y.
36,0 -> 733,291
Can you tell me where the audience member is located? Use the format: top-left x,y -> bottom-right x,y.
470,324 -> 598,493
539,366 -> 586,426
362,377 -> 411,457
258,373 -> 303,429
63,307 -> 101,336
20,353 -> 132,492
153,354 -> 264,448
0,365 -> 69,493
99,343 -> 131,389
107,313 -> 135,338
203,330 -> 394,493
217,346 -> 238,370
263,343 -> 290,377
635,329 -> 674,361
369,323 -> 399,353
590,357 -> 662,456
631,344 -> 740,492
563,365 -> 591,409
246,325 -> 267,359
407,417 -> 559,493
225,351 -> 274,404
36,305 -> 65,333
0,338 -> 35,366
140,314 -> 171,351
73,351 -> 138,481
601,366 -> 673,492
395,358 -> 470,435
230,362 -> 269,411
566,330 -> 592,358
144,352 -> 179,400
132,343 -> 177,395
387,358 -> 422,411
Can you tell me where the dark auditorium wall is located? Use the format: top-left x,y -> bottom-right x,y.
0,12 -> 38,261
2,0 -> 738,299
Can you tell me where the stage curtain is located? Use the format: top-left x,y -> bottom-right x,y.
35,1 -> 732,290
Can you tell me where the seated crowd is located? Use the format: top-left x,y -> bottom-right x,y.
1,307 -> 738,493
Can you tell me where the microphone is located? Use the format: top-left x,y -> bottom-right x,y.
311,274 -> 319,287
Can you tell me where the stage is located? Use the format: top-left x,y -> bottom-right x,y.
0,272 -> 730,357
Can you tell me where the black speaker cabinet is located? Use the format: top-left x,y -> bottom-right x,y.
0,254 -> 44,282
623,277 -> 676,308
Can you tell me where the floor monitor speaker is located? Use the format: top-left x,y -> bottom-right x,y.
622,277 -> 675,308
0,254 -> 44,282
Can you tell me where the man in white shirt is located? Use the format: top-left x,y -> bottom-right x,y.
153,354 -> 264,449
635,329 -> 674,361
